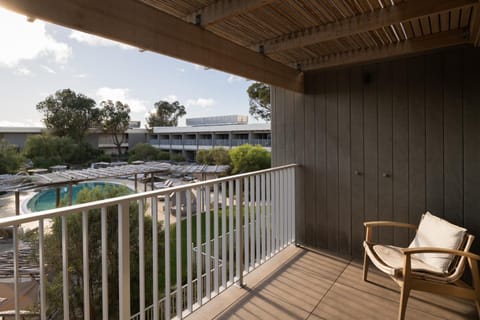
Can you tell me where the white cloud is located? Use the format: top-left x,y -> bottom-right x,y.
14,67 -> 32,76
162,95 -> 178,103
0,8 -> 71,67
74,73 -> 87,78
177,68 -> 186,73
69,31 -> 134,50
96,87 -> 147,113
227,75 -> 244,83
185,98 -> 215,109
41,65 -> 56,74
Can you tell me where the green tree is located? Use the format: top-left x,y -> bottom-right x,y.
229,144 -> 271,174
101,100 -> 131,155
146,100 -> 186,128
36,89 -> 100,141
128,143 -> 170,162
0,139 -> 24,173
247,82 -> 271,122
196,148 -> 230,166
23,134 -> 101,168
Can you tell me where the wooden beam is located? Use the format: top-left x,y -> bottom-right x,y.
470,4 -> 480,46
184,0 -> 275,26
300,30 -> 469,71
0,0 -> 303,92
259,0 -> 476,54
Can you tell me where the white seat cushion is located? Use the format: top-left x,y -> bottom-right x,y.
408,212 -> 466,274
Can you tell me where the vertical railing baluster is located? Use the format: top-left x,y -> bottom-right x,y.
280,170 -> 288,249
250,176 -> 255,269
82,210 -> 90,320
101,207 -> 109,320
62,216 -> 70,319
243,177 -> 249,272
118,202 -> 130,320
221,181 -> 227,290
261,174 -> 266,262
236,179 -> 244,287
275,171 -> 280,253
176,192 -> 182,319
266,172 -> 271,259
291,168 -> 295,243
138,200 -> 145,320
255,175 -> 261,265
186,190 -> 193,313
39,219 -> 46,319
164,197 -> 171,320
271,172 -> 276,254
205,186 -> 211,300
195,187 -> 202,307
13,224 -> 19,320
228,180 -> 234,285
213,184 -> 219,295
152,197 -> 159,320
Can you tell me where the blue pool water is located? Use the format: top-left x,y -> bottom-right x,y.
27,182 -> 131,212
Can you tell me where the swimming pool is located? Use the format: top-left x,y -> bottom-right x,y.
27,181 -> 132,212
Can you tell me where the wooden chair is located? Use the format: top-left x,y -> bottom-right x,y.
363,215 -> 480,320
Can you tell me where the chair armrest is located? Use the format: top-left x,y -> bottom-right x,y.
364,221 -> 417,230
402,247 -> 480,261
363,221 -> 417,243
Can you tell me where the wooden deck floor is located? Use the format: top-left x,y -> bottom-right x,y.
188,246 -> 477,320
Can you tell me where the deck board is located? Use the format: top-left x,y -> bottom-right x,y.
187,246 -> 477,320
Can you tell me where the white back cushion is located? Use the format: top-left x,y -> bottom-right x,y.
409,212 -> 467,274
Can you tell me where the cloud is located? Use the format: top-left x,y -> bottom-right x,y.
185,98 -> 215,109
0,8 -> 71,67
227,75 -> 244,83
74,73 -> 87,78
96,87 -> 147,113
41,65 -> 56,74
162,95 -> 178,103
177,68 -> 185,73
70,31 -> 134,50
14,67 -> 32,76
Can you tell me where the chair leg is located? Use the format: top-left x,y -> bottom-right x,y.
398,282 -> 410,320
363,251 -> 369,281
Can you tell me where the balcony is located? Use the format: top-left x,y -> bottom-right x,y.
0,165 -> 297,320
0,164 -> 477,320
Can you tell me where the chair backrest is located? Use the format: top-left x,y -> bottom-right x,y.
445,233 -> 475,282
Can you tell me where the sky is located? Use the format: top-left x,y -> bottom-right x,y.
0,7 -> 256,127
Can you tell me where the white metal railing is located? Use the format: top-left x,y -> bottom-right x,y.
0,164 -> 297,320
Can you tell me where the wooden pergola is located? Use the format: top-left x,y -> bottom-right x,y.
1,0 -> 479,93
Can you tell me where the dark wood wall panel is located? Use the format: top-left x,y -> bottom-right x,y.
314,73 -> 328,248
272,46 -> 480,257
425,54 -> 445,218
337,69 -> 352,256
463,49 -> 480,254
407,57 -> 426,239
349,66 -> 365,257
443,51 -> 464,227
326,70 -> 339,252
377,62 -> 394,244
392,60 -> 410,248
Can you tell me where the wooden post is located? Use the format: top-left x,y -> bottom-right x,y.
134,175 -> 138,193
68,183 -> 73,206
15,190 -> 20,216
56,188 -> 61,207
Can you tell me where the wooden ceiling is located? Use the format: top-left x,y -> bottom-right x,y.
140,0 -> 480,71
1,0 -> 479,92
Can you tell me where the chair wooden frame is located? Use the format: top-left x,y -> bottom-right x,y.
363,221 -> 480,320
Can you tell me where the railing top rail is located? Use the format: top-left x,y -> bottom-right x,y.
0,164 -> 299,228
